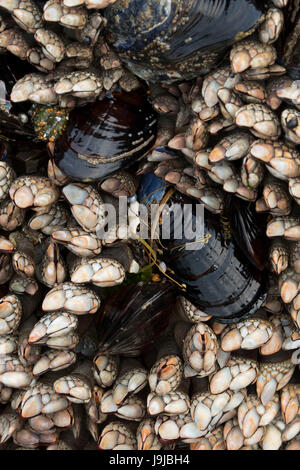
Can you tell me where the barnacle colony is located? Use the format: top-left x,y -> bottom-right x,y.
0,0 -> 298,452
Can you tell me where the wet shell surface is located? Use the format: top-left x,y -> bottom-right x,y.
105,0 -> 264,82
52,88 -> 157,181
0,0 -> 300,453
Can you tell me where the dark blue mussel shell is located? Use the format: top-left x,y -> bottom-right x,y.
52,88 -> 157,181
105,0 -> 264,82
138,172 -> 268,323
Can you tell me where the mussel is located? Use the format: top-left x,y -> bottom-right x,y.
278,1 -> 300,77
138,173 -> 269,323
51,87 -> 157,181
104,0 -> 265,82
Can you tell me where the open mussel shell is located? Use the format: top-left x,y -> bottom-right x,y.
105,0 -> 264,82
97,282 -> 175,356
52,88 -> 157,181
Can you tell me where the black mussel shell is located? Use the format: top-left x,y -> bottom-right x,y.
97,282 -> 175,356
105,0 -> 264,82
224,195 -> 269,271
163,194 -> 268,323
138,173 -> 268,323
278,1 -> 300,78
52,88 -> 157,181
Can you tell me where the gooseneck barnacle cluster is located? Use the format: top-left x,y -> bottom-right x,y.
0,0 -> 299,451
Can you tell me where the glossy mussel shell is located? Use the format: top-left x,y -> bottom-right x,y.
105,0 -> 264,82
163,196 -> 268,323
53,88 -> 157,181
138,173 -> 267,323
